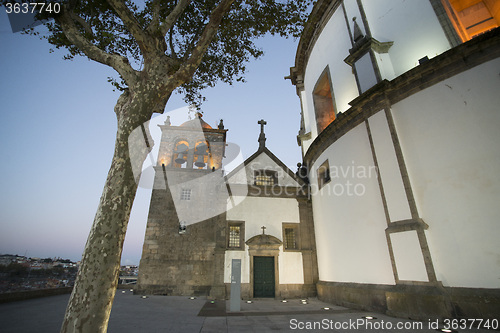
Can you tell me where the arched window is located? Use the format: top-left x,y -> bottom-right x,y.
173,140 -> 189,168
313,67 -> 336,134
194,141 -> 210,169
440,0 -> 499,42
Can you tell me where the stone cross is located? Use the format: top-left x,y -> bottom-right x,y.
258,119 -> 267,133
258,119 -> 267,150
261,226 -> 266,234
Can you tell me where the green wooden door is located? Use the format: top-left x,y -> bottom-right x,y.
253,256 -> 275,298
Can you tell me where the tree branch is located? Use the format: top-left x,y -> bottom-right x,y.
146,0 -> 161,34
56,8 -> 138,87
68,11 -> 94,38
106,0 -> 154,55
167,0 -> 236,89
160,0 -> 192,37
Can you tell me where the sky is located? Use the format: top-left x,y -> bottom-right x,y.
0,10 -> 304,265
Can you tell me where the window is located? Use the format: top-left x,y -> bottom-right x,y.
317,160 -> 331,189
282,223 -> 300,251
194,141 -> 210,169
441,0 -> 499,41
254,170 -> 278,186
180,189 -> 191,200
173,141 -> 189,168
313,67 -> 336,134
227,222 -> 245,250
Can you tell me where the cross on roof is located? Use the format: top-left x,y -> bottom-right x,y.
258,119 -> 267,151
258,119 -> 267,133
261,226 -> 266,234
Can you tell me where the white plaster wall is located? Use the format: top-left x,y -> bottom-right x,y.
368,111 -> 411,222
361,0 -> 451,76
310,123 -> 394,285
224,250 -> 250,283
303,6 -> 359,140
376,52 -> 396,81
391,59 -> 500,288
279,250 -> 304,284
390,231 -> 428,282
355,52 -> 378,93
300,89 -> 314,153
225,196 -> 303,284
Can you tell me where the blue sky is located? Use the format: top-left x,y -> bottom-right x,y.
0,10 -> 303,265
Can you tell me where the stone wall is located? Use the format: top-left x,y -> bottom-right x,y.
317,281 -> 500,320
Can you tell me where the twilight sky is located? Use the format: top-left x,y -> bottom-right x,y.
0,10 -> 303,265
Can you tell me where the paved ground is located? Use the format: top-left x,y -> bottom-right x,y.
0,291 -> 494,332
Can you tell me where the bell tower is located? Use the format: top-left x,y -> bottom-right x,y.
137,112 -> 229,297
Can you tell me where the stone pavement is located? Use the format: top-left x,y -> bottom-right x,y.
0,290 -> 494,332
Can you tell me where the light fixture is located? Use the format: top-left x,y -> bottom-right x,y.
121,291 -> 126,294
130,289 -> 133,292
436,329 -> 457,333
281,300 -> 288,303
363,316 -> 377,320
246,300 -> 252,304
179,221 -> 187,234
323,307 -> 330,310
189,297 -> 196,300
210,300 -> 215,304
141,296 -> 148,299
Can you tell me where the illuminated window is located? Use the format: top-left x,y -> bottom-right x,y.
254,170 -> 278,186
227,222 -> 244,249
180,189 -> 191,200
441,0 -> 499,41
283,223 -> 300,251
313,67 -> 336,134
317,160 -> 331,189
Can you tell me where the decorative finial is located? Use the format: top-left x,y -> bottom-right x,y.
165,115 -> 171,126
261,226 -> 266,235
352,17 -> 364,43
258,119 -> 267,150
218,119 -> 224,130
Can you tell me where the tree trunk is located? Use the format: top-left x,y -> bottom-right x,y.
60,90 -> 156,333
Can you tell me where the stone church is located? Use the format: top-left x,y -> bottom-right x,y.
138,0 -> 500,320
136,113 -> 318,300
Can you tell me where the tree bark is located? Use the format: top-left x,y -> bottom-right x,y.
60,90 -> 157,333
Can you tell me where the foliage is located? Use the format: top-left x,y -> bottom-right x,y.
28,0 -> 311,107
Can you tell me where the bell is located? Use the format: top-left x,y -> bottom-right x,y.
175,152 -> 186,164
194,155 -> 206,168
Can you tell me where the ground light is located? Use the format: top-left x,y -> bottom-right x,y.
363,316 -> 377,320
246,300 -> 252,304
210,300 -> 215,304
189,297 -> 196,300
322,307 -> 330,310
436,329 -> 457,333
141,296 -> 148,299
281,300 -> 288,303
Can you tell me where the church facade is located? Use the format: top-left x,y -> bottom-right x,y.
136,114 -> 318,300
287,0 -> 499,320
137,0 -> 500,320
